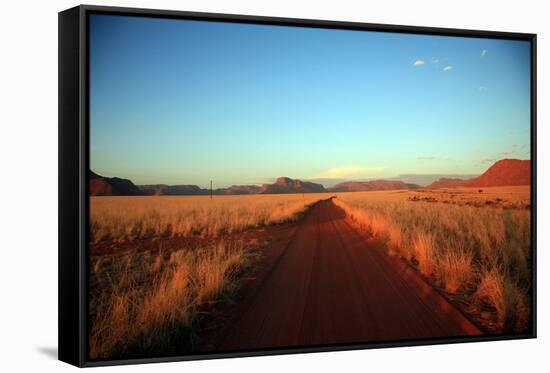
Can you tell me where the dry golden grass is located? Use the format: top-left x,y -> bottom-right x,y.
437,250 -> 475,293
89,193 -> 326,358
333,187 -> 531,333
89,241 -> 252,358
412,232 -> 436,276
409,185 -> 530,209
90,194 -> 325,243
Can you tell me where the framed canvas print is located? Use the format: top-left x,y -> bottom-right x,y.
58,5 -> 537,367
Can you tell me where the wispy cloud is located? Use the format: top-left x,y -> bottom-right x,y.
481,49 -> 487,57
479,85 -> 487,92
431,58 -> 440,64
498,151 -> 515,155
417,156 -> 436,160
413,60 -> 425,66
443,65 -> 453,72
482,158 -> 496,163
313,166 -> 384,179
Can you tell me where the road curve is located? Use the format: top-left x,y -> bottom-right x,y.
217,198 -> 480,351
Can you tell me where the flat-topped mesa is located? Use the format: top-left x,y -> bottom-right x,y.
427,178 -> 472,189
260,177 -> 326,194
89,170 -> 141,196
221,185 -> 261,195
275,176 -> 293,185
329,180 -> 419,192
139,184 -> 207,196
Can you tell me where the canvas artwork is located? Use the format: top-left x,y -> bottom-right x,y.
85,13 -> 533,361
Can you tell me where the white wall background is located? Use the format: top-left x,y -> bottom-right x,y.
0,0 -> 547,371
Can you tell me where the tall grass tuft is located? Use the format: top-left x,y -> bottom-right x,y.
412,232 -> 436,276
437,250 -> 475,293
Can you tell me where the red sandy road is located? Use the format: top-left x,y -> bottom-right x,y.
216,198 -> 480,351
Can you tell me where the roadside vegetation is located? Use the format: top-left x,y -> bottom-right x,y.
333,187 -> 531,334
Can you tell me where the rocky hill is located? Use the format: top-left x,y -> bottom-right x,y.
259,177 -> 326,194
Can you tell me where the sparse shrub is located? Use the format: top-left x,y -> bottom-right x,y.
474,267 -> 529,332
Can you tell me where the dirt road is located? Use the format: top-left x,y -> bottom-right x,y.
215,198 -> 480,351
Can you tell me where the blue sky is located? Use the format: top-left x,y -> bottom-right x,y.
90,14 -> 531,187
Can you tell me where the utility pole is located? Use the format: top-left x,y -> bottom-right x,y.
210,180 -> 213,200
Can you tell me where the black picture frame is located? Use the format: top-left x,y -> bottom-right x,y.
59,4 -> 537,367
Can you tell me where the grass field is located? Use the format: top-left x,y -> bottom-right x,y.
333,186 -> 531,333
89,187 -> 531,358
90,194 -> 326,243
89,194 -> 326,358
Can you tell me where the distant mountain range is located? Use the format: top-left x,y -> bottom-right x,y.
387,174 -> 480,187
89,159 -> 530,196
304,174 -> 479,188
89,173 -> 326,196
139,184 -> 211,196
